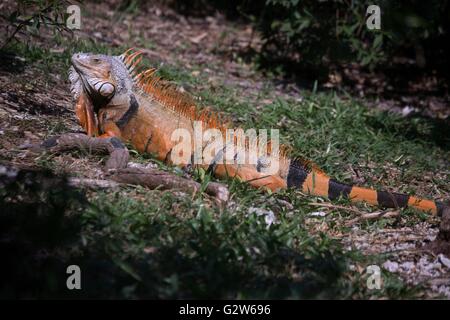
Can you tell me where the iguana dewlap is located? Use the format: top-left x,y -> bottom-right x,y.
68,49 -> 447,216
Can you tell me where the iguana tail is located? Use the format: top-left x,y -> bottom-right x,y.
286,158 -> 446,216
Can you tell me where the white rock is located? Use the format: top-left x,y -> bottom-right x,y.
399,261 -> 415,273
309,211 -> 327,217
438,254 -> 450,269
248,207 -> 276,228
383,260 -> 399,273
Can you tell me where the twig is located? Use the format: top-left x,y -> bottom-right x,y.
308,201 -> 401,225
308,202 -> 366,215
345,210 -> 400,226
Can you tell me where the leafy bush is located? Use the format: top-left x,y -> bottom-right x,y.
258,0 -> 447,72
1,0 -> 73,49
169,0 -> 449,76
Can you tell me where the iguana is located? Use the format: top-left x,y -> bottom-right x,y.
68,48 -> 447,216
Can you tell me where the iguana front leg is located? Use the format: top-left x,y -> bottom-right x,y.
74,95 -> 122,139
98,120 -> 122,139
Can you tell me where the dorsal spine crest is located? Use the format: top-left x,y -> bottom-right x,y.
119,48 -> 293,161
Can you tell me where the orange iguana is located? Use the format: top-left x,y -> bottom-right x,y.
67,48 -> 446,216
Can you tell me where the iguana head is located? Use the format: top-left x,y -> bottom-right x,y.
69,51 -> 136,135
69,52 -> 135,105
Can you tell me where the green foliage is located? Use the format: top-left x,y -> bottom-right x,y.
0,167 -> 87,298
1,0 -> 74,49
169,0 -> 449,74
70,189 -> 417,299
255,0 -> 448,73
78,191 -> 344,298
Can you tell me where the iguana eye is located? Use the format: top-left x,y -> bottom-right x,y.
91,57 -> 101,64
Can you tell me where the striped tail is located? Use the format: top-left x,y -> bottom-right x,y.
286,158 -> 446,216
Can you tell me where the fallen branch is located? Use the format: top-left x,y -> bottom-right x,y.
107,167 -> 229,202
26,133 -> 129,170
67,177 -> 120,189
26,133 -> 229,202
426,206 -> 450,256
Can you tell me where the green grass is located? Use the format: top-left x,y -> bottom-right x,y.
73,188 -> 422,299
200,88 -> 448,177
2,33 -> 448,299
